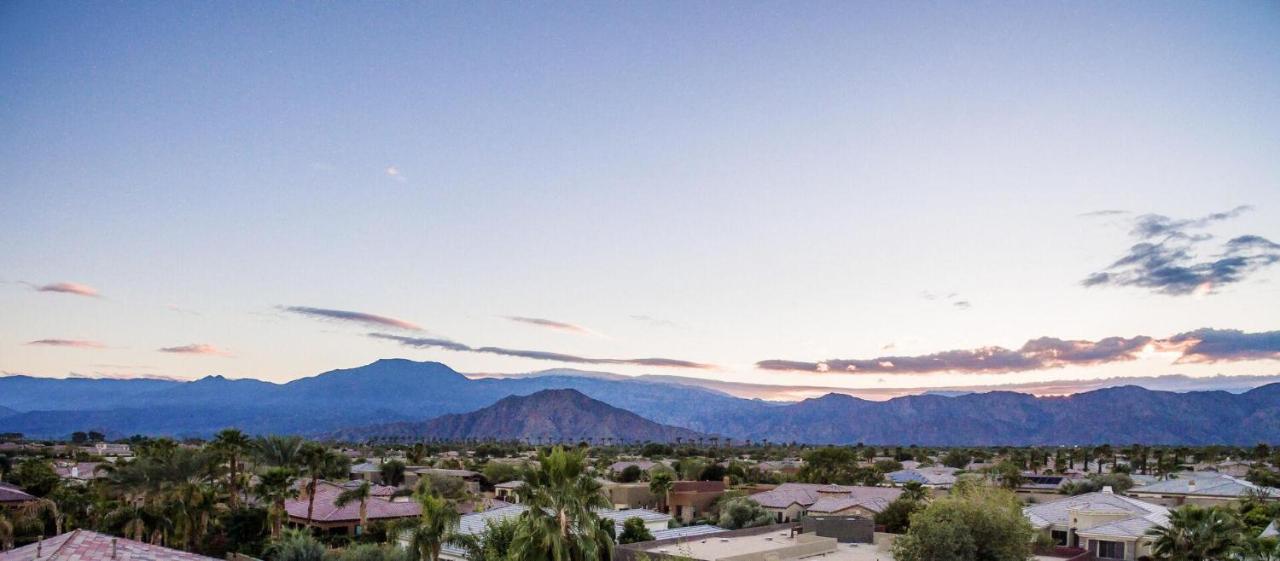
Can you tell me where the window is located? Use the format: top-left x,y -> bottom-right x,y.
1050,530 -> 1068,546
1094,540 -> 1125,560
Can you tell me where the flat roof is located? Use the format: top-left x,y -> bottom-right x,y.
643,533 -> 886,561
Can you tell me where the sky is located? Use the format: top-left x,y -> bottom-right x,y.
2,2 -> 1279,398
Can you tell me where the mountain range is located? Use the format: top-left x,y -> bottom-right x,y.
328,389 -> 706,443
2,358 -> 1279,445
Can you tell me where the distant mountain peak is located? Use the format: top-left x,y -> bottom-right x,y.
330,386 -> 707,443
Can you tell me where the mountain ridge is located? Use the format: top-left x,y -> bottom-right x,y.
2,360 -> 1279,445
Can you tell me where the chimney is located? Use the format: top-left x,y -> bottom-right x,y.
112,538 -> 118,560
1102,486 -> 1113,494
71,466 -> 79,478
37,536 -> 44,558
1187,479 -> 1196,493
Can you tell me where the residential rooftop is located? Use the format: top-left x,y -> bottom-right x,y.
0,530 -> 218,561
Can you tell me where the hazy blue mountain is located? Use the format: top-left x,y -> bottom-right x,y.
0,375 -> 181,411
330,389 -> 707,443
0,405 -> 15,418
3,360 -> 1279,444
0,360 -> 759,439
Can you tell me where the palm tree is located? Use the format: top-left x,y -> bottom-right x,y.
335,480 -> 373,534
404,493 -> 461,561
509,446 -> 613,561
255,466 -> 298,539
20,497 -> 64,536
900,481 -> 928,502
212,428 -> 251,508
299,443 -> 346,525
265,529 -> 325,561
1146,505 -> 1243,561
254,435 -> 305,468
0,511 -> 14,551
103,504 -> 150,542
381,460 -> 407,487
648,471 -> 673,514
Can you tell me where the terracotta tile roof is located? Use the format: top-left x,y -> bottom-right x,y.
0,482 -> 36,504
0,530 -> 218,561
337,480 -> 398,497
672,481 -> 725,493
286,486 -> 421,523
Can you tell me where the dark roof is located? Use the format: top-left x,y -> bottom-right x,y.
0,482 -> 36,504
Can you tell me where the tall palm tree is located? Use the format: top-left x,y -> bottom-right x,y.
335,481 -> 373,534
648,472 -> 673,514
510,446 -> 613,561
299,444 -> 346,525
404,493 -> 461,561
256,467 -> 298,539
212,428 -> 251,508
1146,505 -> 1243,561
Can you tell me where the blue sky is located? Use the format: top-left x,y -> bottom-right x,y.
2,2 -> 1278,396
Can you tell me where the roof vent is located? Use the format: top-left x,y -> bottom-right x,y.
1102,486 -> 1114,494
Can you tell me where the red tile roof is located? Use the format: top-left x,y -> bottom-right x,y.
0,530 -> 219,561
673,481 -> 725,493
286,486 -> 420,523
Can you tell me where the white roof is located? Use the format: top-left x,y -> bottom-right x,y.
597,508 -> 672,526
1131,473 -> 1277,498
1262,520 -> 1278,538
1023,491 -> 1168,539
650,525 -> 725,541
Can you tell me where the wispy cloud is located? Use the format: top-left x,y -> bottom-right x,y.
631,315 -> 677,328
1078,209 -> 1129,217
757,328 -> 1280,374
920,291 -> 971,310
1083,206 -> 1279,295
26,339 -> 107,349
504,316 -> 594,335
369,332 -> 714,369
31,282 -> 100,298
158,343 -> 231,357
385,166 -> 407,183
282,306 -> 423,331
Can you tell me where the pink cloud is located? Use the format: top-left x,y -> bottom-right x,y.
504,316 -> 594,335
34,282 -> 100,298
158,343 -> 232,357
26,339 -> 107,349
